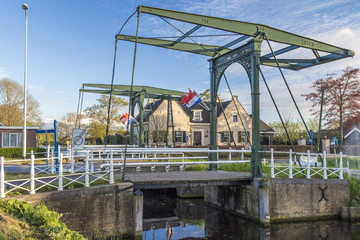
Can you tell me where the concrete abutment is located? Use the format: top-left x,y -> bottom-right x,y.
204,178 -> 350,225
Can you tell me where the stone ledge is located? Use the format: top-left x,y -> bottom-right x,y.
341,207 -> 360,220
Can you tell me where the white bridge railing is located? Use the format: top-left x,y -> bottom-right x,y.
265,149 -> 345,179
0,147 -> 250,198
0,146 -> 348,198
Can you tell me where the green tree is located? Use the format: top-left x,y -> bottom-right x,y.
269,115 -> 302,145
199,89 -> 223,101
84,95 -> 128,143
0,78 -> 42,126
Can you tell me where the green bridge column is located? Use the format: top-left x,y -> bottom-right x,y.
250,38 -> 263,178
209,61 -> 218,170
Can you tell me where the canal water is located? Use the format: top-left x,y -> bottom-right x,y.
140,189 -> 360,240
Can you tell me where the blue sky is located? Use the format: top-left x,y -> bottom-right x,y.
0,0 -> 359,127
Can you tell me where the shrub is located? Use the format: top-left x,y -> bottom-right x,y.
0,148 -> 45,159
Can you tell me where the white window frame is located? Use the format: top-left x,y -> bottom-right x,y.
2,132 -> 23,147
192,110 -> 203,121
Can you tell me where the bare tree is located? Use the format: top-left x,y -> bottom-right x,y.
304,67 -> 360,144
0,78 -> 42,126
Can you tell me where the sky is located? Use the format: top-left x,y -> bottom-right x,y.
0,0 -> 359,128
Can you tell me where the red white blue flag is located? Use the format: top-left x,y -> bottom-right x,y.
183,89 -> 202,109
120,112 -> 134,125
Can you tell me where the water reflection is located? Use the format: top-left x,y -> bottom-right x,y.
142,189 -> 360,240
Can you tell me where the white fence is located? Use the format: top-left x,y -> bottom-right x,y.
0,147 -> 250,198
0,146 -> 348,198
267,149 -> 345,179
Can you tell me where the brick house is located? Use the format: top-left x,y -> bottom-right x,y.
0,124 -> 39,148
134,96 -> 274,147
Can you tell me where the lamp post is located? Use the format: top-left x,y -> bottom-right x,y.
22,3 -> 28,159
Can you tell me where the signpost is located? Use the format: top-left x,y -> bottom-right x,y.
330,137 -> 339,168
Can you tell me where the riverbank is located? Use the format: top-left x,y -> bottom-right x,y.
0,199 -> 85,239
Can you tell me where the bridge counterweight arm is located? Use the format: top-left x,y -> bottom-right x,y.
137,5 -> 354,57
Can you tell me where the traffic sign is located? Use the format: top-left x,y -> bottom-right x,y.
71,129 -> 86,150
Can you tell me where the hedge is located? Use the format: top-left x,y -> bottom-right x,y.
0,148 -> 46,159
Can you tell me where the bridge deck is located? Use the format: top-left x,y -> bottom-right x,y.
123,171 -> 251,189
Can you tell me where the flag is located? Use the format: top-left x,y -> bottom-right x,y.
181,94 -> 188,106
186,90 -> 201,109
120,112 -> 134,125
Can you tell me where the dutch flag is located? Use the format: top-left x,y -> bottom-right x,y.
120,112 -> 134,125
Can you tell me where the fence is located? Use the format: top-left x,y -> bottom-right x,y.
0,147 -> 250,198
266,149 -> 346,179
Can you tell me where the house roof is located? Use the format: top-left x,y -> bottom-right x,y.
0,126 -> 40,130
140,99 -> 233,123
248,115 -> 275,133
344,126 -> 360,139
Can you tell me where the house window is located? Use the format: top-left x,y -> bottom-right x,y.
2,133 -> 23,147
175,131 -> 186,143
192,110 -> 202,121
220,131 -> 233,143
238,131 -> 250,143
233,115 -> 238,122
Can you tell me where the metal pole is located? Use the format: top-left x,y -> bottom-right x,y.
22,3 -> 29,159
1,157 -> 5,198
317,88 -> 324,153
30,150 -> 35,194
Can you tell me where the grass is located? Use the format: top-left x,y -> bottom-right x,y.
350,176 -> 360,207
0,199 -> 85,239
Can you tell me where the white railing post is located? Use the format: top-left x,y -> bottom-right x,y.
323,151 -> 327,179
58,153 -> 63,191
51,148 -> 55,174
289,149 -> 293,178
110,149 -> 114,184
340,152 -> 343,179
241,148 -> 244,160
71,150 -> 75,173
306,150 -> 311,179
180,153 -> 185,171
0,157 -> 5,198
229,147 -> 232,161
46,145 -> 50,167
90,150 -> 94,173
85,151 -> 90,187
30,151 -> 35,194
270,148 -> 274,178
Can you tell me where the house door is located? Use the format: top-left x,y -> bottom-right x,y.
194,131 -> 202,145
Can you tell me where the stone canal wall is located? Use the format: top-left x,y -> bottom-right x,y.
6,183 -> 135,238
205,178 -> 350,225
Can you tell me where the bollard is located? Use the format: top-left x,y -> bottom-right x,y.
340,152 -> 343,180
0,157 -> 5,198
241,148 -> 245,160
58,153 -> 63,191
110,149 -> 114,184
133,190 -> 143,238
51,148 -> 55,174
30,151 -> 35,194
306,150 -> 311,179
85,152 -> 90,187
289,149 -> 293,178
323,151 -> 327,179
270,148 -> 274,178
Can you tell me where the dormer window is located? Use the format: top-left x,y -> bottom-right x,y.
193,110 -> 203,121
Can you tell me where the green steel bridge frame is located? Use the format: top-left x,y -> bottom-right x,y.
113,5 -> 354,178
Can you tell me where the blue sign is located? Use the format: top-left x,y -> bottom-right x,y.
308,129 -> 313,144
330,137 -> 338,148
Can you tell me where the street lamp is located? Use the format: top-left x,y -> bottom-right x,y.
22,3 -> 28,159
